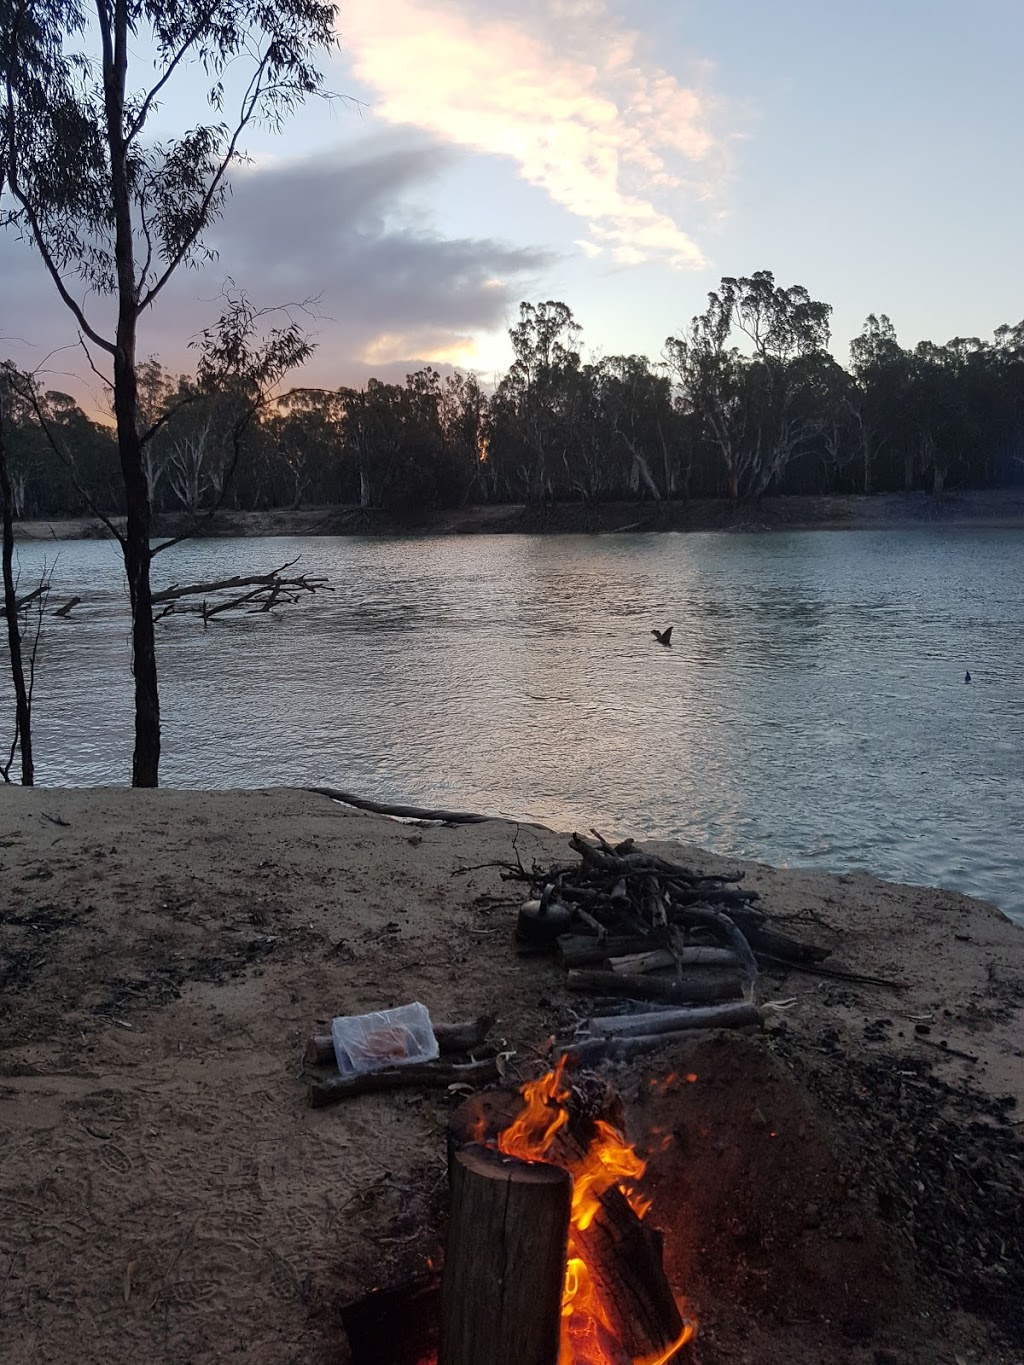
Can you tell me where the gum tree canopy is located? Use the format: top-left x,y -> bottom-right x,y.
0,0 -> 336,784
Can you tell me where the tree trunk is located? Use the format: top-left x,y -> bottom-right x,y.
0,390 -> 34,784
103,0 -> 160,786
115,355 -> 161,787
438,1143 -> 571,1365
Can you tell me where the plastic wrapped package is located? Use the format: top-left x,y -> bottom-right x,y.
330,1002 -> 439,1078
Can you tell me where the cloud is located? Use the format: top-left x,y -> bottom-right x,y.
0,137 -> 551,397
341,0 -> 721,267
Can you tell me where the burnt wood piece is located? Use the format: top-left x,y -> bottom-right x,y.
341,1275 -> 440,1365
305,1014 -> 496,1067
734,921 -> 832,963
566,968 -> 743,1006
308,1056 -> 498,1109
450,1086 -> 689,1365
584,1002 -> 763,1039
438,1143 -> 571,1365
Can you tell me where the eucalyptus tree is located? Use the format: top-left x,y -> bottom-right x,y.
849,314 -> 914,492
490,301 -> 583,501
598,355 -> 679,499
0,0 -> 336,784
666,272 -> 833,500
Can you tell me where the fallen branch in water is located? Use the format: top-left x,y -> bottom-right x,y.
151,558 -> 331,623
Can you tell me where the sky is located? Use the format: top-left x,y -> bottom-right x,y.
3,0 -> 1024,404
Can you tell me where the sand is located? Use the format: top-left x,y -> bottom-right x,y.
1,786 -> 1021,1365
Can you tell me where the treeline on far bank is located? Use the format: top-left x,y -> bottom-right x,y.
3,273 -> 1024,521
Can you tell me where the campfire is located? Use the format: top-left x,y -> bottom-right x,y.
438,1057 -> 694,1365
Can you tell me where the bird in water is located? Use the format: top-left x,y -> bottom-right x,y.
964,670 -> 972,684
651,626 -> 673,647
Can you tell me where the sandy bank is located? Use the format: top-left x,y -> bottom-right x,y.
14,487 -> 1024,542
0,787 -> 1021,1364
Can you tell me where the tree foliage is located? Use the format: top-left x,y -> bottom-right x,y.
2,283 -> 1024,529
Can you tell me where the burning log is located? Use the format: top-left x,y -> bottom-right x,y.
308,1055 -> 498,1108
304,1013 -> 495,1066
449,1067 -> 693,1365
566,968 -> 744,1005
438,1144 -> 571,1365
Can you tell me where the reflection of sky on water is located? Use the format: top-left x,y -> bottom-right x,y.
5,528 -> 1023,925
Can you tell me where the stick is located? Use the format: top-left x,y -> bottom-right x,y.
755,954 -> 906,989
304,786 -> 497,824
583,1003 -> 763,1039
608,947 -> 739,974
308,1057 -> 499,1108
305,1015 -> 496,1066
566,969 -> 744,1006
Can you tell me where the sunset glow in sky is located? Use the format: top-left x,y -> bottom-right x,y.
3,0 -> 1023,397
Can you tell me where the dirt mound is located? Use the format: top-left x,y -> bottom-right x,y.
632,1034 -> 914,1343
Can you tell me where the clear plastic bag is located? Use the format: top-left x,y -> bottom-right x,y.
330,1002 -> 439,1078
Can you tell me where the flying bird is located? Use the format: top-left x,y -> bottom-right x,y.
651,627 -> 673,647
964,670 -> 972,683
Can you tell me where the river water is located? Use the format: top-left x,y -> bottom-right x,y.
5,528 -> 1023,924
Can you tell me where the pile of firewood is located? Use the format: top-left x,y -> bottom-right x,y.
506,830 -> 848,1062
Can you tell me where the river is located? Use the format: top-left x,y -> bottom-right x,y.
5,528 -> 1023,925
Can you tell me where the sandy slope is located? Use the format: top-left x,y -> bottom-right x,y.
0,787 -> 1021,1365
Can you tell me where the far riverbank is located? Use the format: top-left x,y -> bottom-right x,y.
14,486 -> 1024,542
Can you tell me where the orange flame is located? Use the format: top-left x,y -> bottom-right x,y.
494,1060 -> 695,1364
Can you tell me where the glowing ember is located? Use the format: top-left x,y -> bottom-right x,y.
495,1059 -> 695,1365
